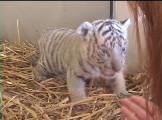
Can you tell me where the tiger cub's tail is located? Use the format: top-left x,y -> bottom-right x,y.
30,44 -> 40,66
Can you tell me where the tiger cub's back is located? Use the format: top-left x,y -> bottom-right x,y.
31,28 -> 83,79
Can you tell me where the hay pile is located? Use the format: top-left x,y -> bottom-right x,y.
2,40 -> 150,120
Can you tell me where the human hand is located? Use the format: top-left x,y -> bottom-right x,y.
120,96 -> 162,120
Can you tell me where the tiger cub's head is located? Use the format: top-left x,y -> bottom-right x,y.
76,19 -> 131,78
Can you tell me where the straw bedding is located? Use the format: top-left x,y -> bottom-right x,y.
1,40 -> 150,120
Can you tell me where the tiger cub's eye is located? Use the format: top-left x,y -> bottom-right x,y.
122,47 -> 126,52
101,49 -> 107,54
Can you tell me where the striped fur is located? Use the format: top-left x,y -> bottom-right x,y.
31,19 -> 131,102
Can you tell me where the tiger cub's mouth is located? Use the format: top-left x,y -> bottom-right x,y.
101,69 -> 116,78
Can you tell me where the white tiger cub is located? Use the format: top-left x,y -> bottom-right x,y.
31,19 -> 131,102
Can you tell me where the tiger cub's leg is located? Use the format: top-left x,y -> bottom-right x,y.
109,72 -> 131,97
67,67 -> 86,102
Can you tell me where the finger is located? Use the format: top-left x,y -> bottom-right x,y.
130,96 -> 158,113
121,98 -> 153,120
121,106 -> 140,120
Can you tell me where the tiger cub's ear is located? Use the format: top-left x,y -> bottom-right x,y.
120,19 -> 131,31
76,22 -> 93,37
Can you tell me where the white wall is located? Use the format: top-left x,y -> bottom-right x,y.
115,1 -> 147,74
1,1 -> 110,42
